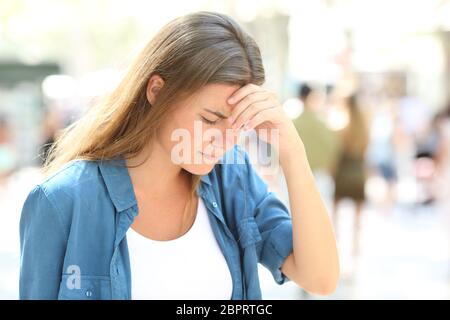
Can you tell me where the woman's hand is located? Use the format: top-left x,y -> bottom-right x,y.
227,83 -> 304,159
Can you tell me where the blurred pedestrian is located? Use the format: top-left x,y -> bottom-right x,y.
332,93 -> 369,257
434,104 -> 450,211
0,115 -> 17,185
293,84 -> 340,208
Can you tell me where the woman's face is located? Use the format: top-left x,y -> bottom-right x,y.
156,83 -> 241,175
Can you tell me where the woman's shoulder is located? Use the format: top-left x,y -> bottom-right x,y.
21,160 -> 107,231
35,159 -> 103,202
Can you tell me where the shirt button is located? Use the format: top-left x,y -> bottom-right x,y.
212,201 -> 217,207
85,290 -> 93,298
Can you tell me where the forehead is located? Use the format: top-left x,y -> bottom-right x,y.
189,83 -> 241,115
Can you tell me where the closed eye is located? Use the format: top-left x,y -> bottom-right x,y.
201,116 -> 219,125
202,108 -> 229,124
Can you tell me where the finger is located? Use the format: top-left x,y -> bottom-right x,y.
227,83 -> 264,106
244,106 -> 278,131
229,91 -> 269,125
233,99 -> 274,131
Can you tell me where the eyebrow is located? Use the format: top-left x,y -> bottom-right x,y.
203,108 -> 229,119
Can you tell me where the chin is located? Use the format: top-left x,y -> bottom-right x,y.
182,163 -> 218,176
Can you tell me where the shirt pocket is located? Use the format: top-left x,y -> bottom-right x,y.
58,274 -> 112,300
237,216 -> 262,249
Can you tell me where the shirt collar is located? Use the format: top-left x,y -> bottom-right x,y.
98,156 -> 137,213
200,172 -> 212,186
98,155 -> 212,212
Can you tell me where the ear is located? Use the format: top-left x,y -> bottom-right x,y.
146,74 -> 165,105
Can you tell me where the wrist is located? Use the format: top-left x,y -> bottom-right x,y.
278,136 -> 307,168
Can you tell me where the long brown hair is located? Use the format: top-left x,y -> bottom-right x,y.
341,94 -> 369,159
43,11 -> 265,196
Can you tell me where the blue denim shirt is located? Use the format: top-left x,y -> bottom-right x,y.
19,145 -> 294,300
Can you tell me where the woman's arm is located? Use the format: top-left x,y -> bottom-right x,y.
228,84 -> 340,295
277,130 -> 340,296
19,185 -> 66,299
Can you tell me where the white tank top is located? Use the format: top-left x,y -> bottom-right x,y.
126,197 -> 233,300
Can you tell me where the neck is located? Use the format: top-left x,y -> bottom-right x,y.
126,140 -> 188,197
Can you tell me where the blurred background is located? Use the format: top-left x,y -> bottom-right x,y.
1,0 -> 450,299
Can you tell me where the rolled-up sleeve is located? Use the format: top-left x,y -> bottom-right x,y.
241,149 -> 294,285
19,185 -> 67,299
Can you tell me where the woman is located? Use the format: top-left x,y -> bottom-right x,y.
332,93 -> 370,257
19,11 -> 339,300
